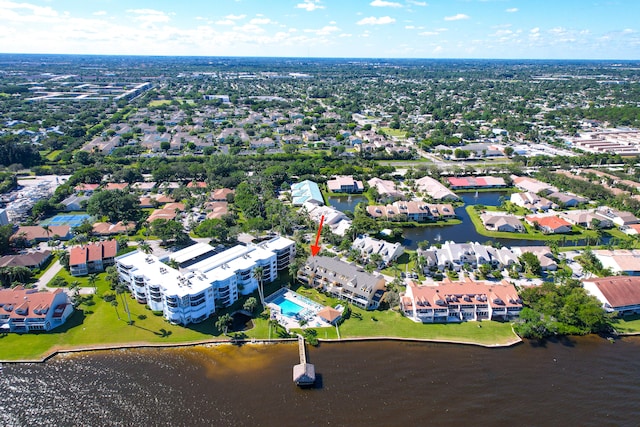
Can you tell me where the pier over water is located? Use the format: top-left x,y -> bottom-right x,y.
293,335 -> 315,387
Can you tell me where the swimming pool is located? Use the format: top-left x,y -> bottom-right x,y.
272,296 -> 304,317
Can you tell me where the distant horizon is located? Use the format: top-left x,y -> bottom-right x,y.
0,52 -> 638,63
0,1 -> 639,60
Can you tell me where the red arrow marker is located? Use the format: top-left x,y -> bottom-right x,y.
310,215 -> 325,256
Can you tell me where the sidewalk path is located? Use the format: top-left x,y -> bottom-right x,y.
35,260 -> 63,289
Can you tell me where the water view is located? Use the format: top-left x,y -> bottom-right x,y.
327,195 -> 368,213
2,337 -> 639,426
400,191 -> 604,249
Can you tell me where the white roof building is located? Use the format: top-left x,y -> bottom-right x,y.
302,202 -> 352,236
116,237 -> 295,325
414,176 -> 459,201
352,235 -> 404,267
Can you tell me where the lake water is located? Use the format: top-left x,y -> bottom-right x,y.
328,195 -> 368,213
2,337 -> 639,426
401,191 -> 602,249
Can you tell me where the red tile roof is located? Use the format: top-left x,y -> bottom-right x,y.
104,183 -> 128,191
11,226 -> 70,241
0,287 -> 66,319
69,241 -> 118,266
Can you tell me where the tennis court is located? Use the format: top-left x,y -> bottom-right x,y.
41,214 -> 92,228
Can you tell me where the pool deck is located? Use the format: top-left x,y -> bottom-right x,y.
267,289 -> 332,331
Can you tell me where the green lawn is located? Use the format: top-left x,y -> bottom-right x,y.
46,150 -> 63,161
611,315 -> 640,334
338,307 -> 519,346
379,127 -> 407,138
466,206 -> 598,242
148,100 -> 172,107
0,273 -> 518,361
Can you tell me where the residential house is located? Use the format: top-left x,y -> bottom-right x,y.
583,276 -> 640,315
204,201 -> 229,219
291,180 -> 324,206
103,182 -> 128,191
352,235 -> 404,267
74,183 -> 99,193
513,246 -> 557,271
92,221 -> 136,236
0,287 -> 73,332
446,176 -> 507,189
597,207 -> 640,227
548,192 -> 588,207
367,177 -> 404,201
511,175 -> 558,194
525,215 -> 573,234
12,226 -> 72,243
400,278 -> 522,323
366,201 -> 455,222
297,255 -> 386,310
480,213 -> 525,233
69,240 -> 118,276
0,250 -> 51,269
593,250 -> 640,276
61,194 -> 90,211
302,202 -> 352,236
327,176 -> 364,194
211,188 -> 235,202
560,210 -> 613,229
510,192 -> 556,212
414,176 -> 460,201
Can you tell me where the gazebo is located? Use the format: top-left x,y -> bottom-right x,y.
317,306 -> 342,325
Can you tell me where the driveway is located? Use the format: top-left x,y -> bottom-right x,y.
35,260 -> 63,289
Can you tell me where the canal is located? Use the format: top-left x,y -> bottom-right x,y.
329,191 -> 601,250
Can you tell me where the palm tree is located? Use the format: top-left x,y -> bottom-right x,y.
116,282 -> 132,324
215,313 -> 233,336
42,225 -> 51,242
253,266 -> 265,307
138,241 -> 152,254
111,299 -> 120,320
88,273 -> 98,294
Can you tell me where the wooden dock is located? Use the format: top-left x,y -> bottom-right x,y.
293,335 -> 315,387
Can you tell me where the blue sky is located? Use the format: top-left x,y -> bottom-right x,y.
0,0 -> 639,59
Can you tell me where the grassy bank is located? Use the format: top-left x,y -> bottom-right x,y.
612,315 -> 640,334
465,206 -> 598,242
0,276 -> 519,360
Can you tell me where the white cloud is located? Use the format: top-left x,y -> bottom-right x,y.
407,0 -> 428,6
444,13 -> 469,21
250,18 -> 273,25
339,33 -> 352,37
370,0 -> 403,7
405,25 -> 415,29
357,16 -> 396,25
225,14 -> 246,20
419,31 -> 439,36
0,0 -> 58,20
93,11 -> 107,16
215,19 -> 235,26
295,0 -> 324,11
127,9 -> 171,24
304,25 -> 340,36
505,8 -> 518,13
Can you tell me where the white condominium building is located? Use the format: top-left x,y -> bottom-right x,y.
116,251 -> 216,325
115,236 -> 296,325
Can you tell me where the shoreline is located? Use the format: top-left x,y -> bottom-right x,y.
1,334 -> 524,364
3,328 -> 639,364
